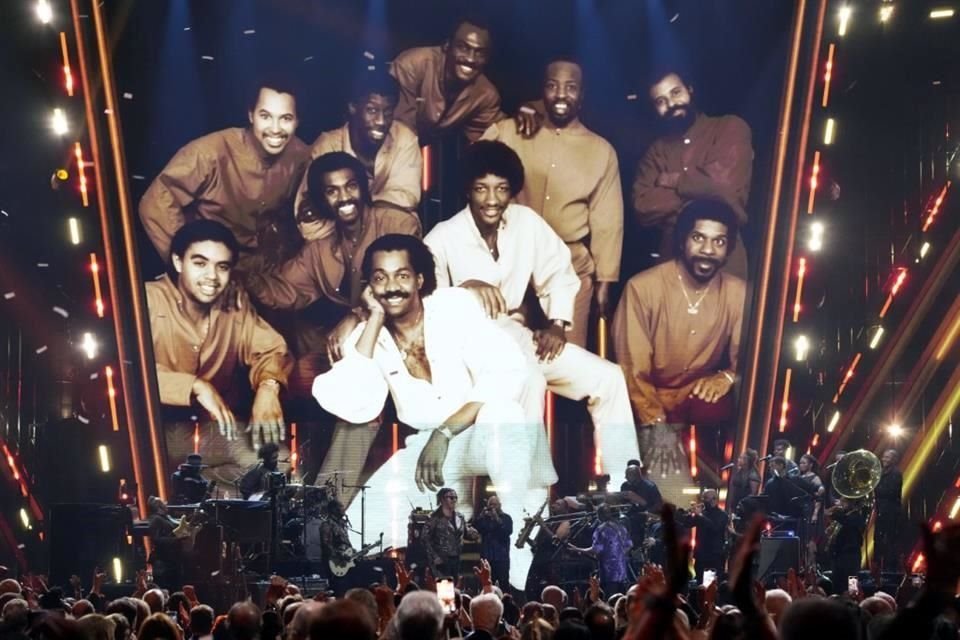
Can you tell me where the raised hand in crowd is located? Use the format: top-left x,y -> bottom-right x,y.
394,559 -> 412,594
423,567 -> 437,593
473,558 -> 493,593
91,567 -> 107,595
728,514 -> 777,640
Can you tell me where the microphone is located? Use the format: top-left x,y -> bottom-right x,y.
720,463 -> 736,471
759,455 -> 774,462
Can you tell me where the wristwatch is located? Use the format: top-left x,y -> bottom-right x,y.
437,426 -> 455,440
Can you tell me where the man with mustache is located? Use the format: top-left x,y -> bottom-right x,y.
312,233 -> 556,588
632,67 -> 753,279
481,57 -> 623,348
294,71 -> 422,243
140,80 -> 310,267
390,16 -> 506,142
424,140 -> 640,478
612,200 -> 745,475
243,152 -> 420,501
147,220 -> 293,485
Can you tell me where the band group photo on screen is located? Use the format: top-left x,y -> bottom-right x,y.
122,0 -> 791,594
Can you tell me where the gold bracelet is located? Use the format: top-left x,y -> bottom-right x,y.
720,371 -> 735,384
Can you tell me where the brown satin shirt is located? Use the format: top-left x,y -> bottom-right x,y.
147,275 -> 293,407
139,127 -> 310,260
612,261 -> 745,424
632,113 -> 753,228
244,205 -> 422,311
390,46 -> 505,142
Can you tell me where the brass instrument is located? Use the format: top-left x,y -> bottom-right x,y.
515,498 -> 549,549
823,450 -> 881,552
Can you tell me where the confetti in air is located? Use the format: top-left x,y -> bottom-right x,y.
201,55 -> 214,61
35,346 -> 48,354
3,292 -> 15,300
52,306 -> 69,318
363,51 -> 375,60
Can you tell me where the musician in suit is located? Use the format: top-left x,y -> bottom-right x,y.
146,496 -> 183,588
473,495 -> 513,589
873,449 -> 903,573
825,497 -> 866,584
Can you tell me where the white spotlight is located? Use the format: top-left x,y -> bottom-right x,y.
51,108 -> 68,136
81,332 -> 99,360
794,335 -> 810,361
36,0 -> 53,24
887,423 -> 904,438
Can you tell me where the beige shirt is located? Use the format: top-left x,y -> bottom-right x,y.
139,128 -> 310,260
147,275 -> 292,407
481,119 -> 623,281
309,120 -> 422,212
390,46 -> 505,142
612,261 -> 745,423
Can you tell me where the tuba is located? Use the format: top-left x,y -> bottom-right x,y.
824,450 -> 882,552
832,449 -> 882,500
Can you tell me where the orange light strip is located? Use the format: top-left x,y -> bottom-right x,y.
793,258 -> 807,322
833,351 -> 862,402
689,425 -> 698,478
890,268 -> 908,296
922,182 -> 951,232
598,316 -> 608,359
392,422 -> 399,455
89,253 -> 105,317
807,151 -> 821,214
779,368 -> 793,432
289,423 -> 297,472
421,144 -> 432,192
821,43 -> 835,107
545,390 -> 555,449
74,142 -> 89,207
59,31 -> 74,96
2,443 -> 29,497
193,422 -> 200,455
105,365 -> 120,431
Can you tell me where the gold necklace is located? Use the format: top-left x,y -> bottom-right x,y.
676,264 -> 710,315
388,308 -> 424,360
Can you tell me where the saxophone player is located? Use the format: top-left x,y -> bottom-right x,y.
824,497 -> 866,587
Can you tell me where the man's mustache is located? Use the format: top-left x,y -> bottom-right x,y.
379,291 -> 411,300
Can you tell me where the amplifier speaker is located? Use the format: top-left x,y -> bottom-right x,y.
755,535 -> 800,582
48,503 -> 133,586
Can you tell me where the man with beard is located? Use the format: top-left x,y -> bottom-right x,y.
620,462 -> 662,548
148,220 -> 292,484
612,200 -> 744,475
244,152 -> 420,501
140,80 -> 310,267
311,234 -> 556,588
295,71 -> 421,240
632,68 -> 753,279
238,442 -> 282,500
390,16 -> 506,142
873,449 -> 903,573
424,140 -> 640,478
481,57 -> 623,348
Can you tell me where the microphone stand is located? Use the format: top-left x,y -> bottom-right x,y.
344,482 -> 371,546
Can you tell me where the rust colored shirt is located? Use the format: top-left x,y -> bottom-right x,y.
390,46 -> 505,142
612,261 -> 745,424
481,119 -> 623,282
147,275 -> 293,407
632,113 -> 753,228
244,206 -> 422,311
139,127 -> 310,260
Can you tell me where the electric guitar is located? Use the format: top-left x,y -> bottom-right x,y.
329,541 -> 380,577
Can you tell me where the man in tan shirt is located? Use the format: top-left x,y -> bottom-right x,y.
139,81 -> 310,267
295,71 -> 421,241
613,200 -> 744,474
390,16 -> 506,142
147,220 -> 293,485
632,68 -> 753,279
481,57 -> 623,348
243,152 -> 420,502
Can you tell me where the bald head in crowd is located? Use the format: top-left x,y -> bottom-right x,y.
142,589 -> 166,614
227,601 -> 263,640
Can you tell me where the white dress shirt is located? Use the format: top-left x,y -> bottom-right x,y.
424,203 -> 581,327
312,288 -> 528,428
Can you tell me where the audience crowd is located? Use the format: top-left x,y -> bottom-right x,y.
2,507 -> 958,640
